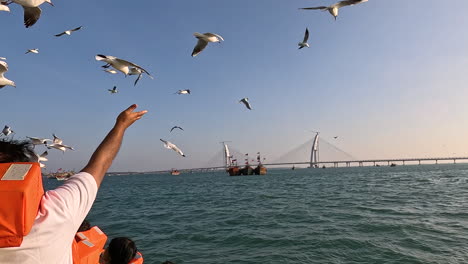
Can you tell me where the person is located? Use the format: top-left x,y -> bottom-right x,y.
0,104 -> 148,263
99,237 -> 143,264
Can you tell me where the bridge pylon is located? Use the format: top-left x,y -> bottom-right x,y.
310,132 -> 319,167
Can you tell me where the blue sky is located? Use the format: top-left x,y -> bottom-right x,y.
1,0 -> 468,171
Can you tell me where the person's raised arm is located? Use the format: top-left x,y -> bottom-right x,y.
81,104 -> 147,188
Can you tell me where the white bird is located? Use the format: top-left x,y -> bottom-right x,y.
191,32 -> 224,57
0,57 -> 6,60
103,69 -> 118,74
55,26 -> 83,37
298,28 -> 310,49
160,139 -> 186,157
9,0 -> 54,28
25,48 -> 39,54
1,125 -> 14,136
0,3 -> 10,12
299,0 -> 368,20
0,60 -> 15,89
36,150 -> 48,168
128,67 -> 154,86
27,136 -> 52,145
95,54 -> 152,78
239,98 -> 252,110
175,89 -> 190,95
47,143 -> 74,152
108,86 -> 118,94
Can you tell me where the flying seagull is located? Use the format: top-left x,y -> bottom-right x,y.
298,28 -> 310,49
95,55 -> 152,79
334,136 -> 338,139
170,126 -> 184,132
239,98 -> 252,110
25,48 -> 39,54
55,26 -> 83,37
0,3 -> 10,12
175,89 -> 190,95
27,136 -> 52,145
36,150 -> 48,168
52,133 -> 62,144
0,57 -> 6,60
108,86 -> 118,94
0,60 -> 15,89
191,32 -> 224,57
160,139 -> 186,157
47,143 -> 74,153
8,0 -> 54,28
128,67 -> 154,86
103,69 -> 118,74
1,125 -> 14,136
299,0 -> 368,20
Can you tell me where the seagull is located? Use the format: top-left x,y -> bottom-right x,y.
9,0 -> 54,28
160,139 -> 186,157
175,89 -> 190,95
239,98 -> 252,110
128,67 -> 154,86
36,150 -> 48,168
334,136 -> 338,139
0,60 -> 15,89
0,3 -> 10,12
103,69 -> 118,74
54,26 -> 83,37
0,57 -> 6,60
27,136 -> 52,145
170,126 -> 184,132
108,86 -> 118,94
1,125 -> 14,136
95,54 -> 152,78
191,32 -> 224,57
298,28 -> 310,49
25,48 -> 39,54
47,143 -> 74,152
299,0 -> 368,20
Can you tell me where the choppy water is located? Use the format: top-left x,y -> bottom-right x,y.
44,164 -> 468,263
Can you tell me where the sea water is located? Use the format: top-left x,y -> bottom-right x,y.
44,164 -> 468,263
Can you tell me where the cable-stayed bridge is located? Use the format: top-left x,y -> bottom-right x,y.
129,133 -> 468,175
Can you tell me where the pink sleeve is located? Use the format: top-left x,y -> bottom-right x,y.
42,172 -> 98,230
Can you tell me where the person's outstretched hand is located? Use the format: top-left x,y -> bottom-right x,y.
115,104 -> 148,130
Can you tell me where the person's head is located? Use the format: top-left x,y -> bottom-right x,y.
100,237 -> 137,264
0,139 -> 36,163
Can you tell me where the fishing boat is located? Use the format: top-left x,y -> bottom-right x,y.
253,152 -> 267,175
46,168 -> 75,181
170,169 -> 181,175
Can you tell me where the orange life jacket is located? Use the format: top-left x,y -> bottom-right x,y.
72,226 -> 108,264
129,251 -> 144,264
0,162 -> 43,248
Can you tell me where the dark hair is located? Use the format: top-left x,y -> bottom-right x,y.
0,138 -> 36,163
108,237 -> 137,264
77,220 -> 91,232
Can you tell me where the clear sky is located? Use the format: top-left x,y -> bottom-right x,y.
1,0 -> 468,172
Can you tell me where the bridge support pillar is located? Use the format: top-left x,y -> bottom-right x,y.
373,162 -> 376,166
346,162 -> 350,167
454,159 -> 456,164
359,162 -> 363,167
387,161 -> 390,166
419,160 -> 421,165
436,160 -> 438,164
334,162 -> 338,168
403,161 -> 405,165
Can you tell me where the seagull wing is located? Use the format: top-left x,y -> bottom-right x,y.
303,28 -> 309,42
71,26 -> 83,32
299,6 -> 328,10
52,134 -> 62,144
335,0 -> 367,8
55,31 -> 66,37
204,33 -> 224,41
192,39 -> 208,57
23,6 -> 42,28
241,99 -> 252,110
0,61 -> 8,74
170,127 -> 176,132
114,58 -> 151,76
178,127 -> 184,131
171,144 -> 185,157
